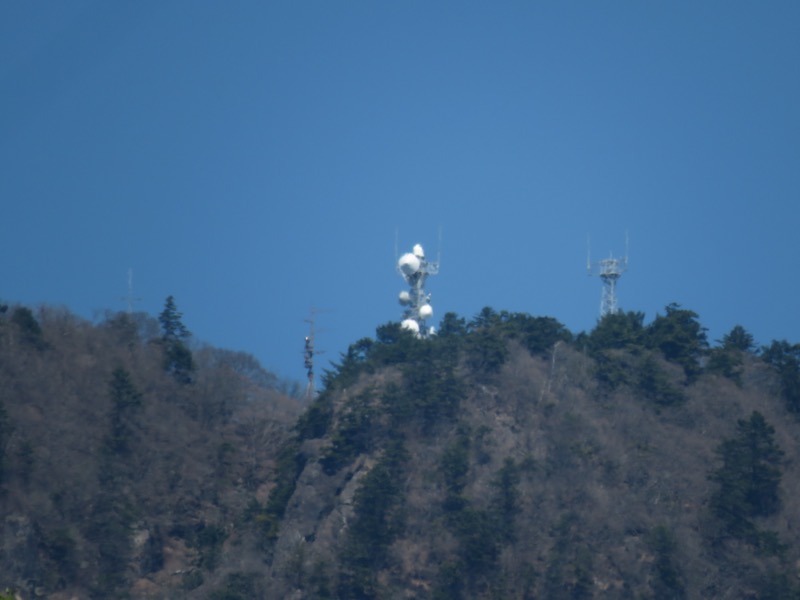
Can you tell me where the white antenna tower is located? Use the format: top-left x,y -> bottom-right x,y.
396,234 -> 440,338
122,267 -> 142,314
587,234 -> 629,317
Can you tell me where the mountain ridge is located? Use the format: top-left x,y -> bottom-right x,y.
1,303 -> 799,598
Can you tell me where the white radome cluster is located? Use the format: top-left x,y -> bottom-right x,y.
396,242 -> 439,338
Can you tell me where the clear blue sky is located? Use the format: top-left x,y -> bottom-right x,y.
2,2 -> 798,385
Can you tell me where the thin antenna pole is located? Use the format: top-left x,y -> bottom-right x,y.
586,235 -> 592,273
123,267 -> 141,314
624,231 -> 630,267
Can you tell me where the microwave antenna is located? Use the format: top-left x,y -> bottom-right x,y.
396,232 -> 440,338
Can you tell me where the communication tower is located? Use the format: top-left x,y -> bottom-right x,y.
396,241 -> 439,337
587,235 -> 629,317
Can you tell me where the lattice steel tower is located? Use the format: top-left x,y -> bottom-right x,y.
587,235 -> 629,317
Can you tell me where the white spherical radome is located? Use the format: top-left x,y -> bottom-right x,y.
418,304 -> 433,320
398,253 -> 421,276
401,319 -> 420,334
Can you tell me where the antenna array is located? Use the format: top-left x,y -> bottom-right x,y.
396,241 -> 439,337
587,235 -> 629,317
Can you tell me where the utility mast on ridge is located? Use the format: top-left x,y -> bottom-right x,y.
396,238 -> 440,338
587,234 -> 629,317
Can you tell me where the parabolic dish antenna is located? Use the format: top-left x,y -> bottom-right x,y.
396,239 -> 439,338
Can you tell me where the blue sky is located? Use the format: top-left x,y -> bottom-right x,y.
2,2 -> 798,385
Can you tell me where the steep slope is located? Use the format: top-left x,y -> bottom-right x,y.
261,315 -> 800,599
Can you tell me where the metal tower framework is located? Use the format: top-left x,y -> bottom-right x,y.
397,241 -> 439,338
587,235 -> 629,317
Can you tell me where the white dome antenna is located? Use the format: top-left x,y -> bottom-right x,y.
395,230 -> 441,338
398,253 -> 421,276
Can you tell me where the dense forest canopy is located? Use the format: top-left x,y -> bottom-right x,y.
1,299 -> 800,599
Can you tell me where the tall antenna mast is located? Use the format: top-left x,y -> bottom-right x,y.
122,267 -> 142,314
396,238 -> 440,338
587,234 -> 629,317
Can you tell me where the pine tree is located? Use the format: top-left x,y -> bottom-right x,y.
587,310 -> 646,353
646,303 -> 708,379
761,340 -> 800,414
158,296 -> 194,382
105,368 -> 142,455
710,411 -> 784,542
721,325 -> 756,353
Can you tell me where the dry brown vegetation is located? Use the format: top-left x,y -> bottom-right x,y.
264,316 -> 800,599
1,306 -> 800,599
0,305 -> 302,599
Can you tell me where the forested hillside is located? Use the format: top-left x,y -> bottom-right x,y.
0,302 -> 302,599
2,301 -> 800,599
263,306 -> 800,599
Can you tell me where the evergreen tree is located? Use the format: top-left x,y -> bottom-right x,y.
636,354 -> 685,406
587,310 -> 645,354
710,411 -> 784,542
468,306 -> 501,330
708,325 -> 756,385
158,296 -> 194,382
90,368 -> 144,595
721,325 -> 756,353
761,340 -> 800,414
501,313 -> 572,356
646,303 -> 708,379
648,526 -> 686,599
707,348 -> 744,385
105,368 -> 143,455
11,306 -> 46,350
438,312 -> 467,338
